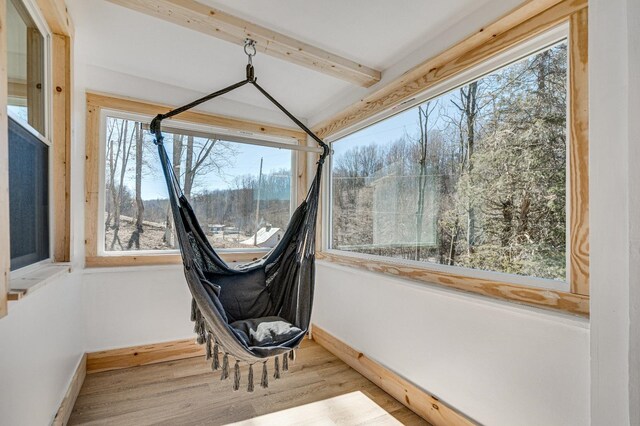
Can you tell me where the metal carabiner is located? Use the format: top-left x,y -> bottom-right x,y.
244,38 -> 257,65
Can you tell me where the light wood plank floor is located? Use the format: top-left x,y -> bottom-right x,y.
69,339 -> 430,425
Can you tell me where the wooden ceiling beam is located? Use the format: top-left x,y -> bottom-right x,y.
106,0 -> 381,88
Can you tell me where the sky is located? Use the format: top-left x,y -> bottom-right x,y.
332,39 -> 568,160
114,131 -> 293,201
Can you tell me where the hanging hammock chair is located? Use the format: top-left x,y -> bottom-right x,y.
150,40 -> 329,392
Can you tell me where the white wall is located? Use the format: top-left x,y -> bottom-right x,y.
312,262 -> 590,426
628,0 -> 640,422
82,266 -> 192,351
0,272 -> 84,426
589,0 -> 640,424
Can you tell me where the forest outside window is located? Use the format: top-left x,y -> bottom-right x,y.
329,37 -> 571,290
100,112 -> 296,256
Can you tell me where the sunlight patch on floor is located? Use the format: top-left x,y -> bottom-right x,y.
224,391 -> 403,426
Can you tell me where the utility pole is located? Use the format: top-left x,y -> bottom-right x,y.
254,157 -> 263,246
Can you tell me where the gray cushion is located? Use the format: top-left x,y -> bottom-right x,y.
230,316 -> 302,347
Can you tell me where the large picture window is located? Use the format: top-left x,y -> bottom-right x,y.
101,114 -> 295,254
329,38 -> 570,287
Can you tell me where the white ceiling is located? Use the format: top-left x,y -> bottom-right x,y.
68,0 -> 518,126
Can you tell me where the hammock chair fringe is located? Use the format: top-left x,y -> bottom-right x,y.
273,355 -> 281,380
248,364 -> 255,392
192,303 -> 301,391
221,353 -> 230,380
233,360 -> 241,391
205,333 -> 212,360
213,341 -> 220,370
261,361 -> 269,389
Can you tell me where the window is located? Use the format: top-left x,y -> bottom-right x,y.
101,114 -> 294,254
84,93 -> 310,267
329,38 -> 571,289
7,0 -> 50,271
7,0 -> 45,135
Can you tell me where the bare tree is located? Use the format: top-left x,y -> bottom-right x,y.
106,119 -> 135,250
127,123 -> 144,249
163,134 -> 184,247
452,81 -> 479,254
415,100 -> 437,260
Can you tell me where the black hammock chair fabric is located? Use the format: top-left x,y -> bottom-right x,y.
152,70 -> 329,391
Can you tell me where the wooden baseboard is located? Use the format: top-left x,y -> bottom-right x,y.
86,338 -> 205,374
52,354 -> 86,426
311,324 -> 477,426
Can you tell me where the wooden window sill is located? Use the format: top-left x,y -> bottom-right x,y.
316,251 -> 589,317
8,263 -> 71,301
84,250 -> 269,268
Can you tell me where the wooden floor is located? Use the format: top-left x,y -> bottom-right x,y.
69,339 -> 429,425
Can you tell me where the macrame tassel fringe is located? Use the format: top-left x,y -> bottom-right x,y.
247,364 -> 255,392
273,356 -> 281,379
282,353 -> 289,372
220,353 -> 229,380
190,298 -> 197,322
205,333 -> 212,360
193,309 -> 206,345
233,360 -> 241,391
212,342 -> 220,370
261,361 -> 269,388
289,349 -> 296,362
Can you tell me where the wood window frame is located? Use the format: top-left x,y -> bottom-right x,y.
84,92 -> 309,268
314,0 -> 589,317
0,0 -> 71,315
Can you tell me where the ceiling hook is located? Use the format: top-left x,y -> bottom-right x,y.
244,38 -> 257,65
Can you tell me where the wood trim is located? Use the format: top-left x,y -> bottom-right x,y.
52,354 -> 86,426
8,80 -> 27,98
312,0 -> 587,139
52,34 -> 72,262
85,92 -> 307,267
86,338 -> 204,374
105,0 -> 381,87
0,0 -> 9,319
86,92 -> 307,143
7,290 -> 23,301
34,0 -> 73,36
311,325 -> 477,426
569,8 -> 589,295
26,27 -> 45,133
317,252 -> 589,316
84,102 -> 100,260
296,149 -> 307,204
85,250 -> 268,268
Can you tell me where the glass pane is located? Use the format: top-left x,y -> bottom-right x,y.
103,117 -> 293,252
331,41 -> 568,282
7,0 -> 46,136
9,117 -> 49,270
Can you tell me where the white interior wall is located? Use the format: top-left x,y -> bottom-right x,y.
0,272 -> 84,425
626,0 -> 640,423
312,264 -> 590,426
589,0 -> 640,424
82,266 -> 191,350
